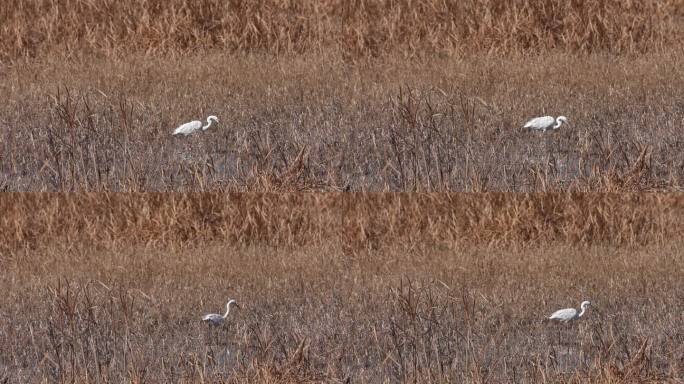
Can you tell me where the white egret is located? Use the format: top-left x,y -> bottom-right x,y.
202,299 -> 239,326
524,115 -> 568,132
173,115 -> 219,136
548,300 -> 591,323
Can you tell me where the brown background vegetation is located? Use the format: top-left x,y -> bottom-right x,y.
2,1 -> 684,383
3,53 -> 684,192
2,0 -> 684,60
0,193 -> 680,253
2,1 -> 684,192
1,194 -> 683,382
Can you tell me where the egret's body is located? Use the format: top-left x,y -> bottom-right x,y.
202,299 -> 239,326
548,300 -> 591,323
173,115 -> 219,136
524,115 -> 568,132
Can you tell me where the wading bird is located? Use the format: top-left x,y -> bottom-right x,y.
524,115 -> 568,132
548,300 -> 591,323
173,115 -> 219,136
202,299 -> 239,326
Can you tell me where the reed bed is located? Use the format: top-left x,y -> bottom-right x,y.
2,2 -> 683,383
2,239 -> 682,382
2,54 -> 684,192
2,0 -> 682,61
0,193 -> 679,253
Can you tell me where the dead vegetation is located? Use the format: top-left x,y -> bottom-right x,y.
0,193 -> 681,253
1,193 -> 680,382
1,240 -> 682,382
2,53 -> 684,192
2,0 -> 683,61
2,2 -> 683,382
2,2 -> 684,192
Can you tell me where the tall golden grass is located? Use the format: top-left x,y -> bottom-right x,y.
0,193 -> 679,253
2,0 -> 683,61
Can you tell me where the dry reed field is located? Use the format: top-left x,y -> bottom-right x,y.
1,1 -> 684,192
2,0 -> 683,59
2,1 -> 684,383
2,241 -> 683,382
1,194 -> 683,382
3,53 -> 684,192
0,194 -> 681,251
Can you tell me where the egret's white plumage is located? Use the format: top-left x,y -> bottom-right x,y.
202,299 -> 239,326
173,115 -> 219,136
524,115 -> 568,132
548,300 -> 591,323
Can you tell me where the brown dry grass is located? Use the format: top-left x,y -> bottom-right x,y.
1,195 -> 683,382
2,234 -> 683,382
3,53 -> 684,192
2,2 -> 684,192
2,0 -> 683,61
2,2 -> 684,382
0,194 -> 680,253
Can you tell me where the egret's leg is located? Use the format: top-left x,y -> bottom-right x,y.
567,326 -> 572,371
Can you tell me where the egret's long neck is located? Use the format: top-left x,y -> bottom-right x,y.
223,304 -> 231,318
577,306 -> 586,318
202,118 -> 213,131
553,118 -> 563,129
